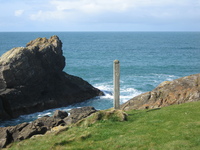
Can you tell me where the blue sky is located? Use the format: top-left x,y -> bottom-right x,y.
0,0 -> 200,31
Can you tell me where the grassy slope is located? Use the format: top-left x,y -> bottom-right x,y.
6,101 -> 200,150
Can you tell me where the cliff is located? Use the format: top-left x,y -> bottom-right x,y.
121,73 -> 200,111
0,35 -> 103,120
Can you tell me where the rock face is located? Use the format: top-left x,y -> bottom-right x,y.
0,107 -> 97,148
0,36 -> 103,120
121,73 -> 200,111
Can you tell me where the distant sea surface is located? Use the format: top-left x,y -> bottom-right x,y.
0,32 -> 200,126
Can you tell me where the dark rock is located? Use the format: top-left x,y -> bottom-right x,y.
35,115 -> 65,130
0,129 -> 10,148
0,98 -> 11,120
14,115 -> 65,142
9,122 -> 29,142
0,112 -> 66,148
121,73 -> 200,111
0,107 -> 97,148
0,35 -> 103,120
53,110 -> 68,119
64,106 -> 97,125
0,110 -> 67,148
17,121 -> 47,141
0,122 -> 29,148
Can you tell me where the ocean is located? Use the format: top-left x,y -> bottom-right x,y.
0,32 -> 200,127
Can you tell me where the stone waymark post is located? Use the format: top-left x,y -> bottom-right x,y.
113,60 -> 120,109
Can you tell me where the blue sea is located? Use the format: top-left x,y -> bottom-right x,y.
0,32 -> 200,127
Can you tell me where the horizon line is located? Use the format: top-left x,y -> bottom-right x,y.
0,31 -> 200,33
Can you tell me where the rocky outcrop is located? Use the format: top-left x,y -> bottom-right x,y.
0,106 -> 128,149
64,106 -> 97,125
0,107 -> 97,148
0,36 -> 103,120
121,73 -> 200,111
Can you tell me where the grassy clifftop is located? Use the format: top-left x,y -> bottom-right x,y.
6,101 -> 200,150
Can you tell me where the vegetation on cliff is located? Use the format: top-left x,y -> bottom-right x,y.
5,101 -> 200,150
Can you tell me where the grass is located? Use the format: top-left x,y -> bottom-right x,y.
5,101 -> 200,150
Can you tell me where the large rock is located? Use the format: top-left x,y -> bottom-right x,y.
121,73 -> 200,111
0,35 -> 103,120
64,106 -> 97,125
53,110 -> 68,119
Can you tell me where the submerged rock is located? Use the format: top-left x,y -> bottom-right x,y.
121,73 -> 200,111
0,35 -> 103,120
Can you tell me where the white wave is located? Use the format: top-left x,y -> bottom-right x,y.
100,93 -> 113,99
94,83 -> 113,99
95,81 -> 142,97
120,88 -> 142,104
95,82 -> 143,105
0,83 -> 143,127
152,73 -> 179,80
95,84 -> 112,91
38,112 -> 52,118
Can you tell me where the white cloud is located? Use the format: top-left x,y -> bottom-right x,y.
28,0 -> 200,23
30,10 -> 67,21
51,0 -> 131,13
14,9 -> 24,17
1,0 -> 199,31
50,0 -> 193,13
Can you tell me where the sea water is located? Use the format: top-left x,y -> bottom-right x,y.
0,32 -> 200,127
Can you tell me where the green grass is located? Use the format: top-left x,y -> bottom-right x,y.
6,101 -> 200,150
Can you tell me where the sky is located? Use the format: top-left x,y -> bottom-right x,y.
0,0 -> 200,32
